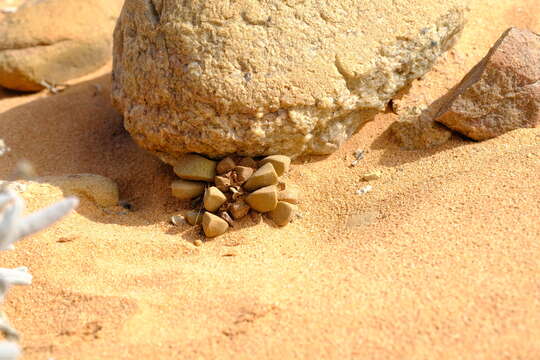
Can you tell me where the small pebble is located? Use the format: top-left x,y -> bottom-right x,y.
171,215 -> 184,226
171,179 -> 205,200
184,210 -> 203,226
230,200 -> 250,220
216,157 -> 236,175
269,201 -> 297,226
362,170 -> 382,181
243,163 -> 278,191
202,212 -> 229,238
356,185 -> 372,195
173,154 -> 217,182
193,239 -> 203,247
259,155 -> 291,176
245,185 -> 278,213
203,187 -> 227,212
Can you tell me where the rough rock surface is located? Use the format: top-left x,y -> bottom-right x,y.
435,28 -> 540,140
0,0 -> 123,91
112,0 -> 465,161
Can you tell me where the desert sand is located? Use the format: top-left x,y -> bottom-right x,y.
0,0 -> 539,359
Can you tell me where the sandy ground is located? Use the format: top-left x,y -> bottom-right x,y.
0,1 -> 539,359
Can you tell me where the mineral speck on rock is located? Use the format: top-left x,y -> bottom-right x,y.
435,27 -> 540,140
112,0 -> 465,162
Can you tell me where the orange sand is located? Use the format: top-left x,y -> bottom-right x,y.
0,1 -> 539,359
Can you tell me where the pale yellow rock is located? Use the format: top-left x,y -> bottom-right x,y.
113,0 -> 466,160
203,186 -> 227,212
38,173 -> 118,207
243,163 -> 278,192
278,186 -> 300,204
259,155 -> 291,176
202,212 -> 229,238
173,154 -> 217,182
269,201 -> 298,227
362,171 -> 382,181
185,210 -> 203,226
245,185 -> 278,213
216,157 -> 236,175
171,179 -> 205,200
234,166 -> 254,185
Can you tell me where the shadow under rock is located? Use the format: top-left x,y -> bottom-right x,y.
0,73 -> 180,226
371,82 -> 472,168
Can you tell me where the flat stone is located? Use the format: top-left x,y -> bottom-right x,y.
0,0 -> 123,91
435,28 -> 540,140
173,154 -> 217,182
269,201 -> 297,227
202,212 -> 229,238
229,200 -> 250,220
259,155 -> 291,176
203,186 -> 227,212
243,163 -> 278,192
362,170 -> 382,181
245,185 -> 278,213
185,210 -> 203,226
171,179 -> 205,200
38,174 -> 118,207
216,157 -> 236,175
278,186 -> 300,204
112,0 -> 465,161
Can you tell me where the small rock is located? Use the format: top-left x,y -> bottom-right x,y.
233,166 -> 254,185
278,186 -> 300,204
38,174 -> 119,207
216,157 -> 236,175
435,27 -> 540,140
362,171 -> 382,181
193,239 -> 203,247
203,186 -> 227,212
269,201 -> 297,227
245,185 -> 278,213
171,215 -> 184,226
173,154 -> 217,182
171,179 -> 205,200
185,210 -> 203,226
214,175 -> 232,192
229,200 -> 250,220
202,212 -> 229,238
259,155 -> 291,176
237,157 -> 258,169
356,185 -> 373,195
243,163 -> 278,192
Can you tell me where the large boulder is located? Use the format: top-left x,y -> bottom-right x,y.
112,0 -> 465,162
0,0 -> 124,91
435,28 -> 540,140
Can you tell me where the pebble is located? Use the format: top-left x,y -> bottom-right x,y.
259,155 -> 291,176
173,154 -> 217,182
184,210 -> 204,226
243,163 -> 278,191
233,166 -> 254,185
230,200 -> 250,220
278,186 -> 300,204
216,157 -> 236,175
202,212 -> 229,238
193,239 -> 203,247
245,185 -> 278,213
203,186 -> 227,212
171,215 -> 184,226
214,175 -> 232,192
362,170 -> 382,181
269,201 -> 297,226
171,179 -> 205,200
356,185 -> 372,195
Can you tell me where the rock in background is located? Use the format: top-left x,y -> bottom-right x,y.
435,27 -> 540,140
0,0 -> 124,91
112,0 -> 465,162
